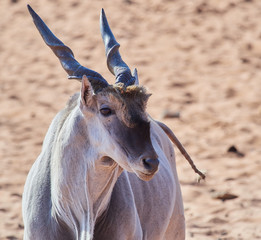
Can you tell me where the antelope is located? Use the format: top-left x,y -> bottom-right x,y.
23,5 -> 205,240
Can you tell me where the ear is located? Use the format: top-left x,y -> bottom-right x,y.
81,75 -> 95,107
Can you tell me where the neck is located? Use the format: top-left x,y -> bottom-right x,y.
90,162 -> 122,220
50,107 -> 122,239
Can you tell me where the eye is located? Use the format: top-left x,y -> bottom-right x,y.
100,107 -> 112,117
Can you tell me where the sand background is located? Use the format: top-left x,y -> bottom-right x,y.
1,0 -> 261,239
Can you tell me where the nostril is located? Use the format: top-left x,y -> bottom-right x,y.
142,158 -> 159,172
142,159 -> 150,169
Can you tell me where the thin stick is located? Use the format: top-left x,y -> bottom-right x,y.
156,121 -> 206,181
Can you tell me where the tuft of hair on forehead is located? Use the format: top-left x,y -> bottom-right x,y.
99,83 -> 152,127
101,83 -> 151,108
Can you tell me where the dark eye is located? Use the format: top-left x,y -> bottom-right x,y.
100,107 -> 112,116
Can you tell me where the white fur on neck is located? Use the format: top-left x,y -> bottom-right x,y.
50,106 -> 96,239
49,101 -> 122,239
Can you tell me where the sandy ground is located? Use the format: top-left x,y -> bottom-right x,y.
1,0 -> 261,239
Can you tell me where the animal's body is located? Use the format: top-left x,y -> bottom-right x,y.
23,93 -> 185,240
22,5 -> 193,240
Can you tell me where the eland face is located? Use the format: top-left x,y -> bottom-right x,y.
80,77 -> 159,181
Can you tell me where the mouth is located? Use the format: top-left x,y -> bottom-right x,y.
134,169 -> 158,181
129,157 -> 159,181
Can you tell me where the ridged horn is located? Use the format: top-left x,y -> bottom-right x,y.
100,9 -> 137,86
27,5 -> 108,89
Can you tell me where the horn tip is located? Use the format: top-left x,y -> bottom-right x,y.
100,8 -> 107,24
27,4 -> 37,19
101,8 -> 107,18
27,4 -> 33,14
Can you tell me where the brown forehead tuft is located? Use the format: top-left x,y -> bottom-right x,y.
101,83 -> 151,103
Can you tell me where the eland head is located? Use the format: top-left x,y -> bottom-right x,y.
27,5 -> 159,181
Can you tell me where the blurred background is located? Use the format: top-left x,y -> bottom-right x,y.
0,0 -> 261,239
